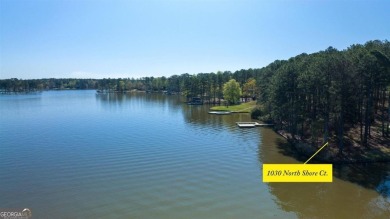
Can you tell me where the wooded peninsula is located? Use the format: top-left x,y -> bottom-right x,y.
1,40 -> 389,163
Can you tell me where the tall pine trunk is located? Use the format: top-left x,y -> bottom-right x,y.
338,112 -> 344,154
363,92 -> 372,147
382,89 -> 386,137
387,91 -> 390,137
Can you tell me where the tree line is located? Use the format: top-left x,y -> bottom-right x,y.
0,70 -> 259,103
256,40 -> 390,152
1,39 -> 389,150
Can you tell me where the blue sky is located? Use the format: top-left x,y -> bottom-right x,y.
0,0 -> 389,79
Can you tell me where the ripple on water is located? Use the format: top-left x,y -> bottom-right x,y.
1,91 -> 389,218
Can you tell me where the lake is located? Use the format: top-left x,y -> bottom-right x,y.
0,90 -> 389,218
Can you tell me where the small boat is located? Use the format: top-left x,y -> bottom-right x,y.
208,111 -> 232,115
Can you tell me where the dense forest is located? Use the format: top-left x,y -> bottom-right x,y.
259,40 -> 390,154
1,40 -> 389,152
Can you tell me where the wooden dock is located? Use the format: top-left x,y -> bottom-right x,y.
208,111 -> 232,115
236,122 -> 274,128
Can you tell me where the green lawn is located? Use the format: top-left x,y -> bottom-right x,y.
209,101 -> 257,113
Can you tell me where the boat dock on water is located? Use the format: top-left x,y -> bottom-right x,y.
208,111 -> 232,115
236,122 -> 274,128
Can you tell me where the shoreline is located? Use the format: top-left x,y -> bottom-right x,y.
274,129 -> 390,164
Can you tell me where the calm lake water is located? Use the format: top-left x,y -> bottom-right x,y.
0,90 -> 389,218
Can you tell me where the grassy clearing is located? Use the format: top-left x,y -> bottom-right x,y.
210,101 -> 256,113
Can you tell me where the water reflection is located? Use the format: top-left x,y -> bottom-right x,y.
96,92 -> 255,133
258,128 -> 390,218
0,92 -> 42,111
334,163 -> 390,199
95,92 -> 183,114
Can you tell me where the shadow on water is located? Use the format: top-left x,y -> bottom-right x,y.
333,163 -> 390,197
273,139 -> 309,163
274,139 -> 390,198
259,128 -> 390,218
